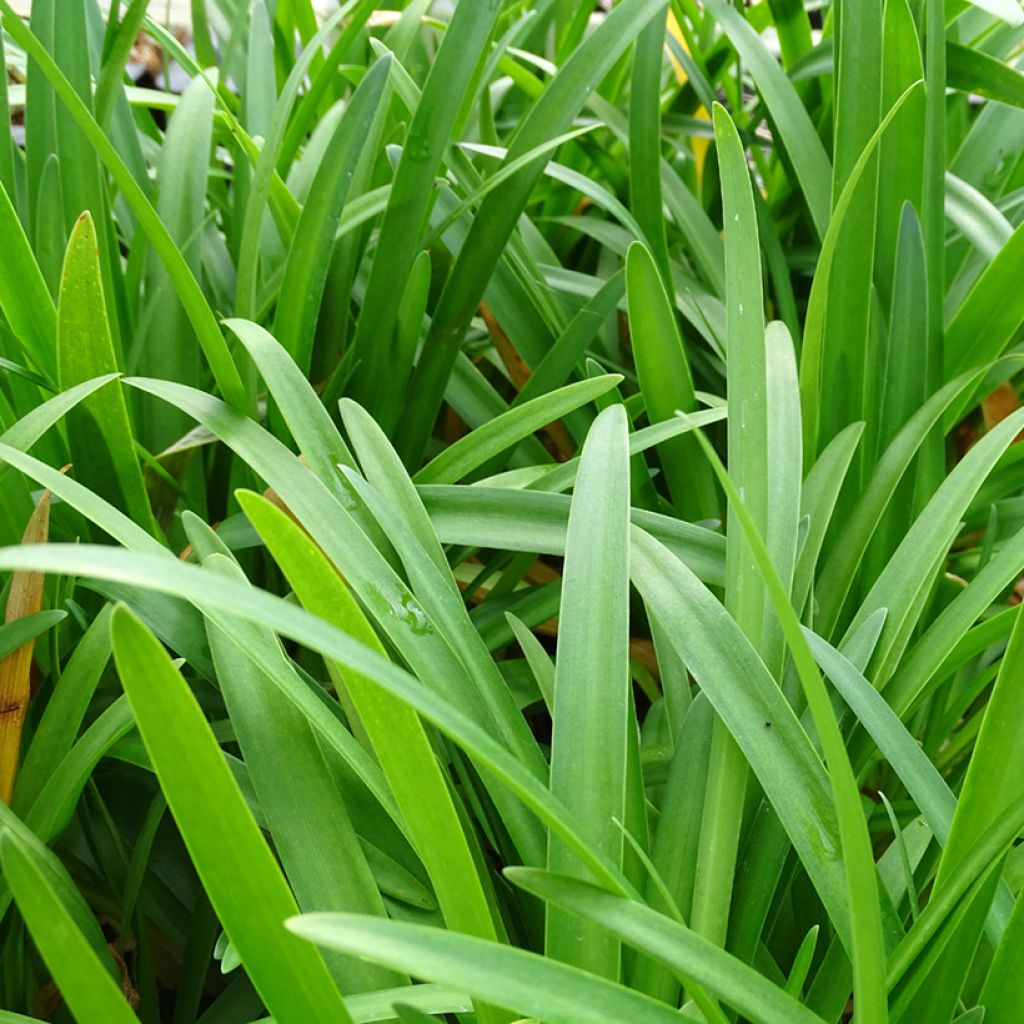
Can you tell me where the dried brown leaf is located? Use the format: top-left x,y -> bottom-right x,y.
0,491 -> 51,804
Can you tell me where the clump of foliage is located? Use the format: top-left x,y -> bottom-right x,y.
2,0 -> 1024,1022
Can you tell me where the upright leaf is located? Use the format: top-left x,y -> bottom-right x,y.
0,179 -> 56,382
347,0 -> 505,416
629,10 -> 672,280
818,0 -> 882,458
546,405 -> 632,980
0,2 -> 248,410
0,494 -> 49,804
875,0 -> 924,312
57,212 -> 156,535
236,492 -> 510,1024
907,607 -> 1024,1021
272,57 -> 391,374
109,606 -> 354,1024
689,104 -> 768,950
192,537 -> 405,994
626,241 -> 717,520
394,0 -> 672,465
704,0 -> 832,237
136,71 -> 217,448
0,832 -> 138,1024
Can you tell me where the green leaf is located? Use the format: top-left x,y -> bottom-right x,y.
0,0 -> 248,411
816,0 -> 883,459
136,69 -> 218,447
123,377 -> 546,865
272,56 -> 391,374
948,40 -> 1024,107
865,203 -> 928,581
547,405 -> 632,979
0,380 -> 119,548
0,440 -> 423,865
48,0 -> 113,338
224,318 -> 356,481
875,0 -> 923,315
937,605 -> 1024,885
0,610 -> 64,663
233,0 -> 372,319
93,0 -> 150,130
629,8 -> 671,283
914,606 -> 1018,704
395,0 -> 674,465
807,625 -> 1016,941
7,598 -> 99,811
343,985 -> 472,1023
918,0 -> 946,506
960,0 -> 1024,25
18,698 -> 135,860
883,795 -> 1024,998
506,612 -> 555,712
287,913 -> 695,1024
242,0 -> 275,136
587,92 -> 726,298
799,80 -> 923,458
516,270 -> 626,406
109,605 -> 354,1024
0,31 -> 14,201
33,153 -> 65,302
0,543 -> 632,903
347,0 -> 508,409
236,491 -> 504,953
626,241 -> 717,519
190,536 -> 404,994
945,172 -> 1013,262
628,692 -> 712,1004
808,626 -> 956,843
714,102 -> 769,640
791,422 -> 864,618
415,375 -> 622,486
0,783 -> 121,951
813,367 -> 983,638
704,0 -> 832,238
630,526 -> 850,941
337,452 -> 549,871
57,212 -> 157,534
945,220 -> 1024,397
374,248 -> 432,435
690,102 -> 769,952
761,321 -> 802,670
0,177 -> 56,382
509,869 -> 829,1024
681,417 -> 895,1018
982,882 -> 1024,1018
419,484 -> 725,585
0,832 -> 131,1023
851,407 -> 1024,681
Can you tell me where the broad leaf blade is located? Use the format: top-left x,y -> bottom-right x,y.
288,912 -> 693,1024
57,212 -> 156,534
547,404 -> 631,979
109,605 -> 353,1024
0,831 -> 137,1024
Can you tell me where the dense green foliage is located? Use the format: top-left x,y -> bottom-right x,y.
2,0 -> 1024,1021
